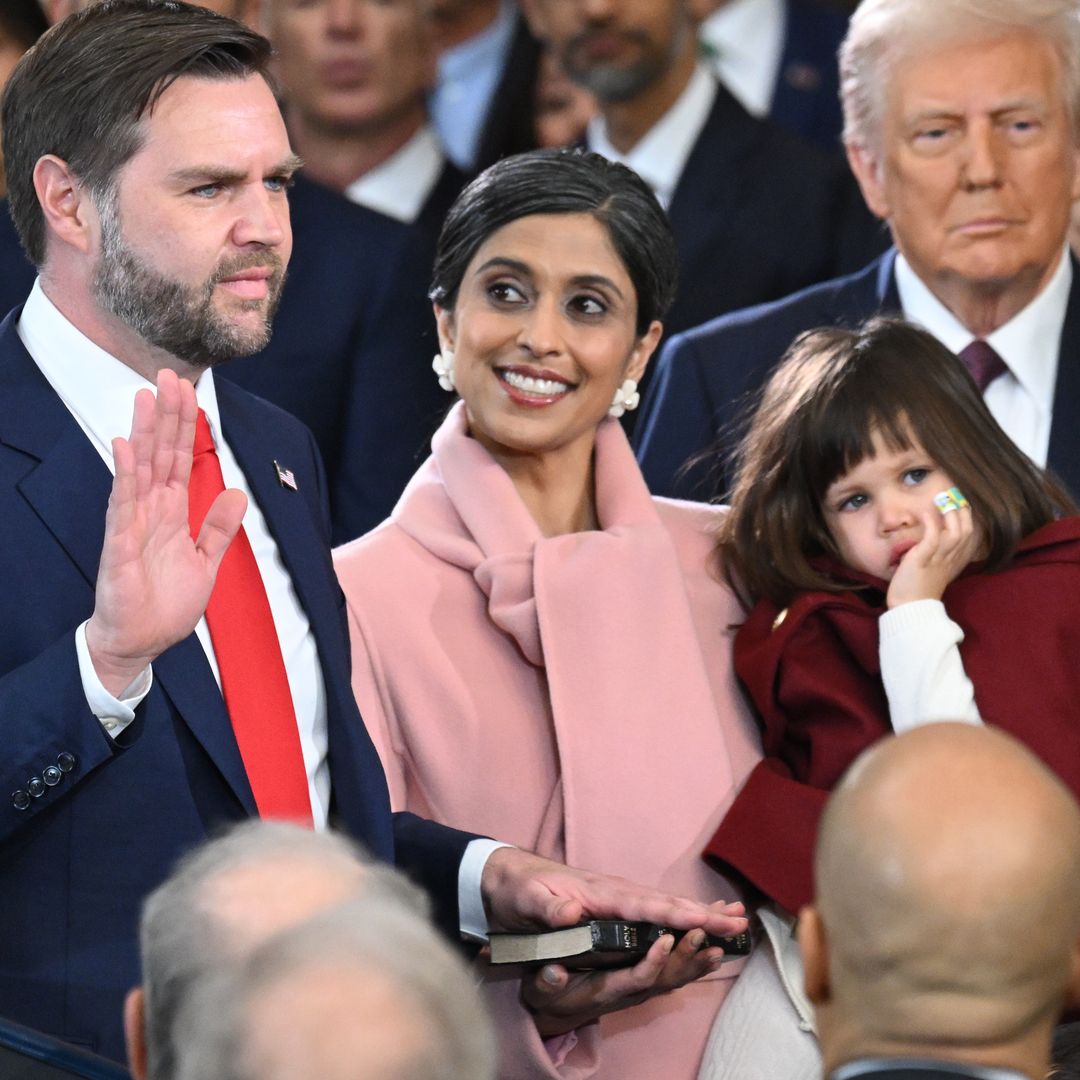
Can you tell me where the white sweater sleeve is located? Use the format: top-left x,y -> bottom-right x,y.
879,599 -> 982,731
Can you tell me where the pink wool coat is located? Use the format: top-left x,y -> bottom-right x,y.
333,404 -> 762,1080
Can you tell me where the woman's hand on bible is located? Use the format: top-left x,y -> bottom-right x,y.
521,922 -> 729,1037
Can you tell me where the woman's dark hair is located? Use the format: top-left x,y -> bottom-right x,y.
429,148 -> 678,336
720,317 -> 1076,608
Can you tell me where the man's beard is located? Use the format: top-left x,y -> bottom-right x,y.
561,22 -> 688,104
92,197 -> 286,369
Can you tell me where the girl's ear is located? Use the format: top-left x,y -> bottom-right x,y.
626,320 -> 664,384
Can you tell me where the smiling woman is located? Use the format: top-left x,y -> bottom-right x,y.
333,149 -> 763,1080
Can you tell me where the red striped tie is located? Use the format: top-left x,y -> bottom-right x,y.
187,409 -> 313,825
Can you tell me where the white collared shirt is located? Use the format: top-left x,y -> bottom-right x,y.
586,63 -> 717,209
430,0 -> 517,171
698,0 -> 785,119
18,279 -> 331,828
344,125 -> 445,225
895,248 -> 1072,468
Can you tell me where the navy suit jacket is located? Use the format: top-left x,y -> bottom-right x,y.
0,315 -> 471,1061
472,11 -> 542,173
0,201 -> 35,318
634,250 -> 1080,502
655,80 -> 886,343
768,0 -> 850,151
330,163 -> 466,543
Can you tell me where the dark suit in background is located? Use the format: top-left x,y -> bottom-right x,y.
0,201 -> 35,316
471,11 -> 542,171
769,0 -> 850,150
653,82 -> 885,340
633,250 -> 1080,503
219,173 -> 459,545
0,316 -> 470,1061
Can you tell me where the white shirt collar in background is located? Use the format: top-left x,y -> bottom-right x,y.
587,63 -> 717,209
344,125 -> 445,225
698,0 -> 785,118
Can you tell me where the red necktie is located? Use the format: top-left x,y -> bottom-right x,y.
187,410 -> 313,825
958,340 -> 1008,393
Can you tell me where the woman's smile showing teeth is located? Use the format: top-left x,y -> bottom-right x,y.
497,366 -> 574,405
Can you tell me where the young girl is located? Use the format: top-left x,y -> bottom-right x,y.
704,317 -> 1080,920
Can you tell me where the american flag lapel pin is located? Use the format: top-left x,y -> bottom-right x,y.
273,460 -> 299,491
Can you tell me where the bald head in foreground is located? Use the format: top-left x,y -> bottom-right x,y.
800,724 -> 1080,1080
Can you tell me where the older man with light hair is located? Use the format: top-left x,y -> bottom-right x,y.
173,898 -> 495,1080
636,0 -> 1080,506
123,821 -> 428,1080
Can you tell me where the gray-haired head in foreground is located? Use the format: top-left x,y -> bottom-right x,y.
174,898 -> 496,1080
840,0 -> 1080,153
430,147 -> 678,336
138,821 -> 428,1080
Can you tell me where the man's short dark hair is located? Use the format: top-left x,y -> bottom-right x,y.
1,0 -> 274,267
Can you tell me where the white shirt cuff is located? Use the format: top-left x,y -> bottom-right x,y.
75,620 -> 153,739
459,838 -> 512,942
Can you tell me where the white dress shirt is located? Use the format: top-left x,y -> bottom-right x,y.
344,125 -> 445,225
895,248 -> 1072,468
17,279 -> 500,933
698,0 -> 785,119
587,62 -> 717,209
430,0 -> 517,171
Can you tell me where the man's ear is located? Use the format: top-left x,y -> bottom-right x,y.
32,155 -> 99,257
798,905 -> 832,1007
845,142 -> 891,222
123,987 -> 148,1080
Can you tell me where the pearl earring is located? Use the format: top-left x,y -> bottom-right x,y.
608,378 -> 640,418
432,350 -> 455,392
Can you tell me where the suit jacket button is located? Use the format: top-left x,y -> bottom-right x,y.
27,777 -> 45,798
12,790 -> 30,810
57,753 -> 76,773
43,766 -> 62,787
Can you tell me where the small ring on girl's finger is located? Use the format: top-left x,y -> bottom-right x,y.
933,486 -> 970,515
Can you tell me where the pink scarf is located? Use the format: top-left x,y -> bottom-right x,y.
393,403 -> 739,886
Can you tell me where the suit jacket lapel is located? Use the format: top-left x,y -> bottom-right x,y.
0,318 -> 255,813
666,83 -> 759,274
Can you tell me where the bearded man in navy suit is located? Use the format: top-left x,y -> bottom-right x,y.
0,0 -> 747,1062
